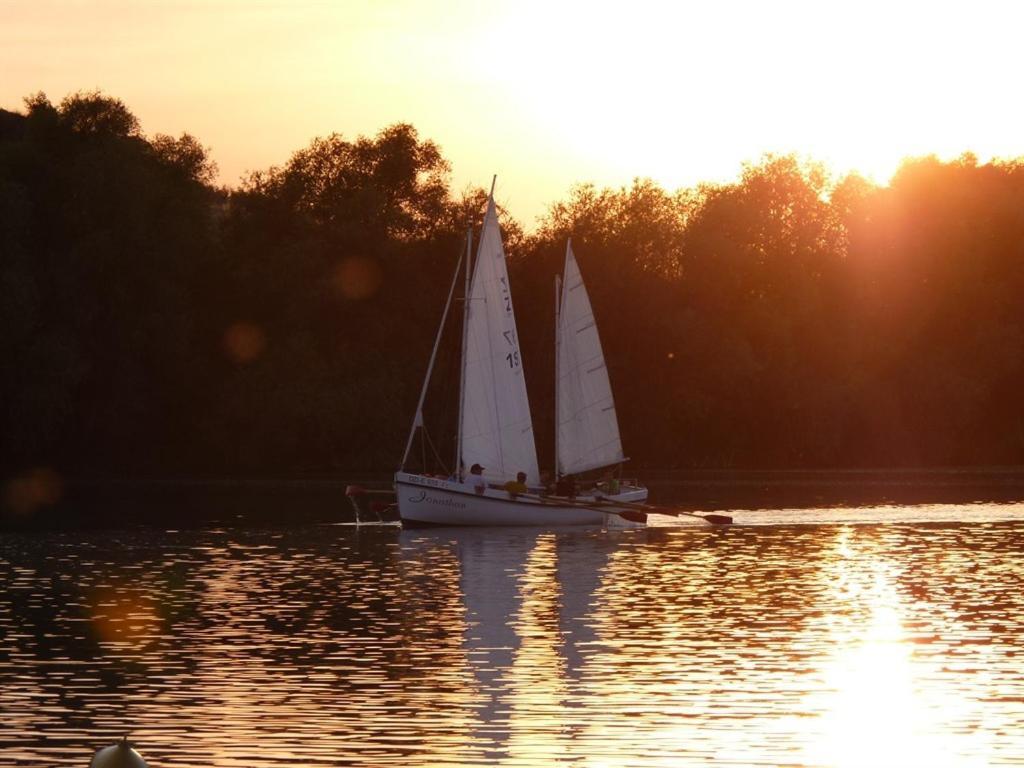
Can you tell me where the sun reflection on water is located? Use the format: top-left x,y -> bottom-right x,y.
1,513 -> 1023,766
802,528 -> 996,768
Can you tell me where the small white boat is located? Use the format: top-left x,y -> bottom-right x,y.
395,180 -> 647,527
394,471 -> 648,527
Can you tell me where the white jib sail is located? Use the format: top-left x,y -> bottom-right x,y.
557,240 -> 624,476
460,196 -> 540,483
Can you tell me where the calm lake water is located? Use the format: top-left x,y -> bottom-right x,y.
2,504 -> 1023,767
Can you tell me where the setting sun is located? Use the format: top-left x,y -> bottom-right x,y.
3,1 -> 1023,223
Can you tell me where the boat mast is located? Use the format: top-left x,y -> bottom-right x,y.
483,176 -> 506,477
400,234 -> 466,472
554,266 -> 562,481
454,225 -> 472,481
460,177 -> 500,480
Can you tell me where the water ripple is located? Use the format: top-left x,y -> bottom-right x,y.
1,505 -> 1023,765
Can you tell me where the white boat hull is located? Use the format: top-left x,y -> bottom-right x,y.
395,472 -> 648,527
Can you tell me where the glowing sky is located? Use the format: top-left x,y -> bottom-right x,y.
3,0 -> 1023,225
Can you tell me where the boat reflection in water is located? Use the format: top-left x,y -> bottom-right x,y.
397,519 -> 1024,767
1,508 -> 1023,766
398,526 -> 615,763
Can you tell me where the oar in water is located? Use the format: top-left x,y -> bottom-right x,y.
519,493 -> 648,524
659,508 -> 732,525
520,491 -> 730,526
589,496 -> 733,526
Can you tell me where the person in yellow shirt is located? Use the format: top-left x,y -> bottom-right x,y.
503,471 -> 528,498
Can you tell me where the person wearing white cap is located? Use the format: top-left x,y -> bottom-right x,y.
468,463 -> 486,495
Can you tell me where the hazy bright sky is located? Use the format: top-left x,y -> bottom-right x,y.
3,0 -> 1024,225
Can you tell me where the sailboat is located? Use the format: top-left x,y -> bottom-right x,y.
394,184 -> 648,526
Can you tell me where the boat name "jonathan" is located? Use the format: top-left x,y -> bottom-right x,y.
407,490 -> 466,510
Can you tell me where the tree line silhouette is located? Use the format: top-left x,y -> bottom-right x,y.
2,91 -> 1023,481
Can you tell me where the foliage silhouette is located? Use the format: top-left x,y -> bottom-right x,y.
2,91 -> 1024,487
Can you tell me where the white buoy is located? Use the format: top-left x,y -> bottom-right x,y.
90,736 -> 149,768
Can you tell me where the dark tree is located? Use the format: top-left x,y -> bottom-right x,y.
4,89 -> 1024,490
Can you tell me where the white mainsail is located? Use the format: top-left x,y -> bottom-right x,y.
459,196 -> 540,483
556,241 -> 624,476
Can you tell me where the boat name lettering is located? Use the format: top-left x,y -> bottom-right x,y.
425,496 -> 466,510
411,475 -> 452,489
407,490 -> 466,510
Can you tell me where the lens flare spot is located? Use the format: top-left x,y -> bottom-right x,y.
223,322 -> 266,364
3,468 -> 63,516
333,256 -> 383,300
89,586 -> 161,647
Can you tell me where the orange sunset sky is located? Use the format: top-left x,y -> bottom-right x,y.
3,0 -> 1023,224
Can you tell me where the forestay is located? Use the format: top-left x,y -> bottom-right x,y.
460,197 -> 540,483
556,241 -> 624,476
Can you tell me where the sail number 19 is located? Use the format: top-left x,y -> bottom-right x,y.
502,329 -> 520,370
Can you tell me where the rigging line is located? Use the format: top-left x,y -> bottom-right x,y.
433,290 -> 460,468
455,226 -> 472,479
400,234 -> 465,471
554,272 -> 561,480
422,426 -> 449,476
